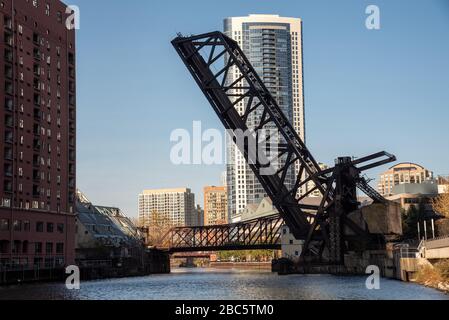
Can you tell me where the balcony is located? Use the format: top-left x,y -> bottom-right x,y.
33,48 -> 41,61
68,52 -> 75,65
5,98 -> 13,111
33,155 -> 40,167
33,170 -> 40,182
4,164 -> 13,177
5,82 -> 13,95
69,81 -> 75,92
33,124 -> 41,136
4,181 -> 13,193
33,64 -> 41,76
69,66 -> 75,78
33,139 -> 41,151
34,93 -> 41,107
4,131 -> 13,144
4,48 -> 13,62
33,32 -> 40,45
69,94 -> 76,106
69,150 -> 76,162
4,148 -> 13,161
69,164 -> 75,176
69,136 -> 75,147
32,185 -> 40,198
4,31 -> 13,46
34,109 -> 41,121
4,16 -> 12,30
34,78 -> 41,91
4,65 -> 13,79
5,115 -> 13,127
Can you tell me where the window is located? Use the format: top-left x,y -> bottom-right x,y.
35,242 -> 42,254
45,242 -> 53,254
36,221 -> 44,232
34,257 -> 43,267
47,222 -> 54,233
0,219 -> 9,231
13,220 -> 21,231
57,223 -> 64,233
23,241 -> 29,254
23,220 -> 30,232
56,243 -> 64,254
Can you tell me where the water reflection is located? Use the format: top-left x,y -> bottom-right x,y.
0,268 -> 447,300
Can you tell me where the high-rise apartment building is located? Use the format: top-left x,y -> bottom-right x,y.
224,14 -> 305,222
378,163 -> 434,196
0,1 -> 76,268
203,186 -> 228,226
138,188 -> 196,228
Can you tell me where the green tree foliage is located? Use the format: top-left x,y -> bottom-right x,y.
402,204 -> 428,240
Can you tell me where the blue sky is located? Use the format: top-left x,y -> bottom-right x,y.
72,0 -> 449,217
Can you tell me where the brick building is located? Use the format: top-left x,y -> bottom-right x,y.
0,0 -> 76,270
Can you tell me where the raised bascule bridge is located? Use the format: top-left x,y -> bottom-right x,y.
161,31 -> 403,275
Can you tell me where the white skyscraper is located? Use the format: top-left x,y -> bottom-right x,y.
224,14 -> 306,222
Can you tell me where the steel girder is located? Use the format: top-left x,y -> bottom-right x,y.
172,31 -> 396,264
167,214 -> 283,253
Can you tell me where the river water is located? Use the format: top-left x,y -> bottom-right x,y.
0,268 -> 447,300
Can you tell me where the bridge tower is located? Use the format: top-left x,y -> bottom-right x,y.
171,31 -> 396,265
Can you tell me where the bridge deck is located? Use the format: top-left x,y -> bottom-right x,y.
163,214 -> 284,253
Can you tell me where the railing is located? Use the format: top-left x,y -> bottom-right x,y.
0,255 -> 65,272
393,244 -> 421,259
424,235 -> 449,250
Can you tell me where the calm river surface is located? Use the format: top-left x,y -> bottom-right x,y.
0,268 -> 447,300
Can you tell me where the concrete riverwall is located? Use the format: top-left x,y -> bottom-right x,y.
0,249 -> 170,285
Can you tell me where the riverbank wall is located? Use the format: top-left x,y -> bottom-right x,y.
272,249 -> 397,278
0,249 -> 170,286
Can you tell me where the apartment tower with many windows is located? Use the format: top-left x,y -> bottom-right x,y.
0,0 -> 76,268
138,188 -> 197,228
203,186 -> 228,226
224,14 -> 306,222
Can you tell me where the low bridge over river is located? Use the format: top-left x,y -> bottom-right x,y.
162,215 -> 284,253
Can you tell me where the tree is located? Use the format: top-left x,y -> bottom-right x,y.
144,211 -> 173,247
402,204 -> 427,240
432,188 -> 449,218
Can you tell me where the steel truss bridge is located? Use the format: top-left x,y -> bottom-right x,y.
166,31 -> 397,264
166,215 -> 283,253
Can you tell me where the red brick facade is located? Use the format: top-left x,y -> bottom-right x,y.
0,0 -> 76,269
